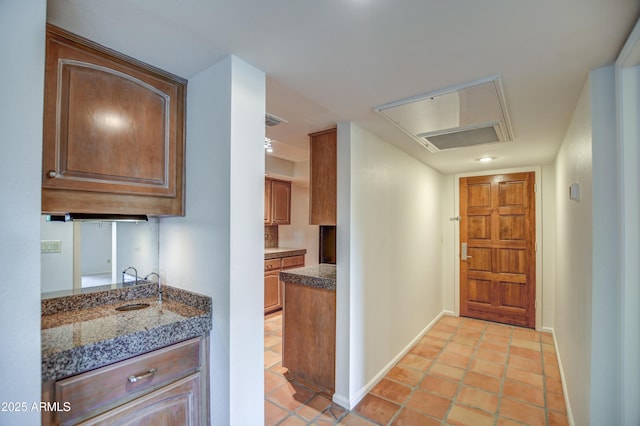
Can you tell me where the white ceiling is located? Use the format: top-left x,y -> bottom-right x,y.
48,0 -> 640,174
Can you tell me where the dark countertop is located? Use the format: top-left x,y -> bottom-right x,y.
41,284 -> 212,382
264,247 -> 307,260
279,264 -> 336,290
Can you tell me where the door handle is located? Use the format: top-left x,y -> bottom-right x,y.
461,242 -> 473,260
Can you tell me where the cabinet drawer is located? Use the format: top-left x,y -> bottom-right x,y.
55,338 -> 200,424
265,259 -> 282,272
282,255 -> 305,269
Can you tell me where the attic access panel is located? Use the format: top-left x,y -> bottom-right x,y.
375,77 -> 513,153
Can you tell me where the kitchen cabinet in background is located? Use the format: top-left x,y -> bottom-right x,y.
264,178 -> 291,225
42,24 -> 186,216
264,254 -> 304,314
309,128 -> 337,225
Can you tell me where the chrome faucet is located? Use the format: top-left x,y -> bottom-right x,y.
144,272 -> 162,304
122,266 -> 138,285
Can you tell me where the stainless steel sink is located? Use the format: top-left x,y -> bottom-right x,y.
115,303 -> 151,312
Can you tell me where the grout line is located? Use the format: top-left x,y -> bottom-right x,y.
494,324 -> 513,426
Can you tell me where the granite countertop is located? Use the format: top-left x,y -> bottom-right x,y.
264,247 -> 307,259
41,284 -> 212,382
279,264 -> 336,290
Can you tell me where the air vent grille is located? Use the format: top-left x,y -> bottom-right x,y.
374,76 -> 513,153
266,113 -> 288,127
419,124 -> 501,152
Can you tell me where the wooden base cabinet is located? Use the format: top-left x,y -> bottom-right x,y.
282,282 -> 336,395
264,255 -> 304,314
77,374 -> 200,425
264,268 -> 282,314
42,337 -> 208,426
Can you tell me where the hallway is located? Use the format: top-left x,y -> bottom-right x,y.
265,313 -> 569,425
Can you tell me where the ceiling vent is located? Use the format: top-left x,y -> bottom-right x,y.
265,112 -> 288,127
375,76 -> 513,153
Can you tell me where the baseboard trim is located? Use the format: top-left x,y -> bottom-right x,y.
548,327 -> 575,426
335,310 -> 456,410
331,393 -> 350,409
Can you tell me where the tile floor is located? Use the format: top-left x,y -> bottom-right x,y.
265,312 -> 569,426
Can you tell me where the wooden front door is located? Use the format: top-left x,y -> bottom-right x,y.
460,172 -> 536,328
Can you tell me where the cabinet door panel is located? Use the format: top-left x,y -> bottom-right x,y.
309,129 -> 336,225
264,180 -> 272,224
78,373 -> 200,426
264,271 -> 281,314
56,63 -> 169,189
264,178 -> 291,225
42,25 -> 185,216
282,255 -> 305,270
271,180 -> 291,224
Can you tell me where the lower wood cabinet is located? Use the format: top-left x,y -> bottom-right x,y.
264,255 -> 304,314
77,374 -> 200,425
42,336 -> 208,426
264,268 -> 281,314
282,281 -> 336,395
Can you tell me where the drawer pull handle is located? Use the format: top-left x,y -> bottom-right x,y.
128,368 -> 157,383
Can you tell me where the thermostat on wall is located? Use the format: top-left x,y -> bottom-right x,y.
569,182 -> 580,201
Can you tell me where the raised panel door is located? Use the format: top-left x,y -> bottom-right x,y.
460,172 -> 536,328
264,179 -> 272,224
309,128 -> 337,225
78,373 -> 200,426
42,25 -> 185,216
271,179 -> 291,225
264,270 -> 282,314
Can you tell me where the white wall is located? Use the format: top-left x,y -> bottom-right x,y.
277,182 -> 319,265
335,122 -> 444,407
553,64 -> 624,426
440,175 -> 456,314
553,66 -> 622,425
159,56 -> 265,425
41,217 -> 74,293
589,65 -> 621,424
116,221 -> 159,279
616,24 -> 640,424
0,2 -> 46,425
553,74 -> 595,426
540,164 -> 556,330
82,222 -> 112,274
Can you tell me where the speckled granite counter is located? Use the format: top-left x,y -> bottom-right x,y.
41,284 -> 212,382
264,247 -> 307,260
279,264 -> 336,290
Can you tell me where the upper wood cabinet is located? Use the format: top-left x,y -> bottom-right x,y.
265,178 -> 291,225
42,25 -> 186,216
309,128 -> 337,225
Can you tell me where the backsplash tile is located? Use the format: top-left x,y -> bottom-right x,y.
265,225 -> 278,248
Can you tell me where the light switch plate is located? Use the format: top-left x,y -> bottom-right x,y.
569,182 -> 580,201
41,240 -> 62,253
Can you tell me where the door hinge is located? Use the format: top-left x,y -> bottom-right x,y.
535,242 -> 537,251
535,300 -> 537,309
534,183 -> 537,193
